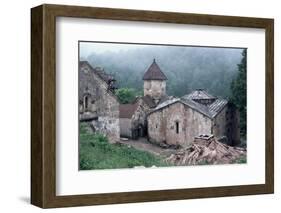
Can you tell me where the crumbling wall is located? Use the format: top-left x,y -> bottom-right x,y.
90,78 -> 120,142
91,116 -> 120,143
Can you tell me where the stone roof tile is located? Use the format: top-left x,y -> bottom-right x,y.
149,90 -> 228,119
183,89 -> 216,100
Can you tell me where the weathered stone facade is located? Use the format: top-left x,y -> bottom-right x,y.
143,80 -> 166,101
79,61 -> 120,142
147,93 -> 240,147
212,107 -> 227,140
147,101 -> 213,147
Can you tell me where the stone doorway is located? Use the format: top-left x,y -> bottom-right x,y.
132,124 -> 146,140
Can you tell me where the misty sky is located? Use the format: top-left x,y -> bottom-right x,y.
78,41 -> 245,98
79,41 -> 243,59
80,42 -> 149,58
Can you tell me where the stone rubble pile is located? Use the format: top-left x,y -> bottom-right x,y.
165,135 -> 246,165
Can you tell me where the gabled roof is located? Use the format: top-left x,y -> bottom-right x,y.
183,89 -> 216,100
143,59 -> 167,80
158,95 -> 173,105
180,98 -> 213,117
80,61 -> 115,85
139,95 -> 172,109
149,91 -> 228,119
119,103 -> 139,118
208,99 -> 228,117
79,60 -> 118,101
153,97 -> 180,111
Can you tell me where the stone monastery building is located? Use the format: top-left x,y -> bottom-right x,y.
80,59 -> 240,147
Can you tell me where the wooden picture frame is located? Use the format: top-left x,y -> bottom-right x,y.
31,4 -> 274,208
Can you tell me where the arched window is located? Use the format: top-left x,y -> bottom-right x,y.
84,95 -> 89,110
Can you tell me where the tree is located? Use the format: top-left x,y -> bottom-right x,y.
230,49 -> 247,136
115,88 -> 140,104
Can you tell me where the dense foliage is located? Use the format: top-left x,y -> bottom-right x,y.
115,87 -> 142,104
79,123 -> 169,170
230,49 -> 247,136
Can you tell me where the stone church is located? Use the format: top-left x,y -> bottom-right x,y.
119,59 -> 240,146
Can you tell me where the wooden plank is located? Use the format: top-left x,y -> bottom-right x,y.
31,5 -> 44,207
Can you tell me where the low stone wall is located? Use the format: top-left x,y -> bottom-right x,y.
91,116 -> 120,143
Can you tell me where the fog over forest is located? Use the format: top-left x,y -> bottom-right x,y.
80,42 -> 244,98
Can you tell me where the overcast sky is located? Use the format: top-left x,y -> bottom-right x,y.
79,42 -> 149,58
79,41 -> 244,60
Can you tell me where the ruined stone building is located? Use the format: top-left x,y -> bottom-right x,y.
79,61 -> 120,142
119,59 -> 240,146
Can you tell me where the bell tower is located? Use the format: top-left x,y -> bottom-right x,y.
143,59 -> 167,102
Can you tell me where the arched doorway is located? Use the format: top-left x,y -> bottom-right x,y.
138,124 -> 144,138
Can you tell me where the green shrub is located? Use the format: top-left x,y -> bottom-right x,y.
115,87 -> 142,104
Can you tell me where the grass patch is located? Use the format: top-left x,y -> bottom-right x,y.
79,123 -> 169,170
234,155 -> 247,164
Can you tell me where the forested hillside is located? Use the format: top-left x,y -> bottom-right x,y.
81,43 -> 243,99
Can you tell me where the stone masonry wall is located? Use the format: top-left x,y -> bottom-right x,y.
148,102 -> 212,147
213,105 -> 240,146
212,107 -> 227,139
144,80 -> 166,101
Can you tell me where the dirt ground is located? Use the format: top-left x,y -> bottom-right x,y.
120,137 -> 178,157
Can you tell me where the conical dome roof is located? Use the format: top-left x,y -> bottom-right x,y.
143,59 -> 167,80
